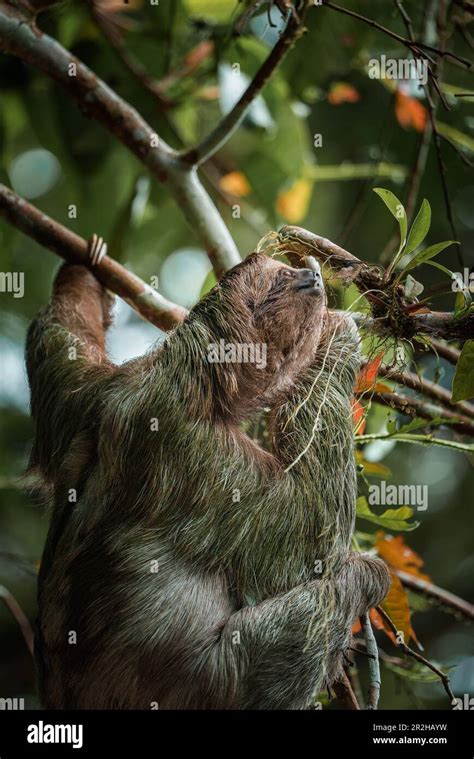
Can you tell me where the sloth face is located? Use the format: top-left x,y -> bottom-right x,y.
268,261 -> 324,297
225,253 -> 328,381
189,252 -> 329,414
247,255 -> 327,331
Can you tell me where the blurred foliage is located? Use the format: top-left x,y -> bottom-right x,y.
0,0 -> 473,709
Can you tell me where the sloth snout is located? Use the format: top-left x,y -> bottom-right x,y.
295,267 -> 323,293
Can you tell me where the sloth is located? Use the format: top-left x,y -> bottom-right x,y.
26,245 -> 390,710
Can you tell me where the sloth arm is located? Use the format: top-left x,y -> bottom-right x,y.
26,263 -> 115,482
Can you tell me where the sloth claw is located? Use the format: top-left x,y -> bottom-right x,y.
88,233 -> 108,267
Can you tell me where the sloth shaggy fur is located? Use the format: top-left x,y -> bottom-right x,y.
26,252 -> 390,710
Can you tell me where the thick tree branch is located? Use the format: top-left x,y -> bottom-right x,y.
0,184 -> 187,331
277,225 -> 474,342
0,2 -> 241,278
180,0 -> 310,166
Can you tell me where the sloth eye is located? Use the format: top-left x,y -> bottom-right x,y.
280,270 -> 294,280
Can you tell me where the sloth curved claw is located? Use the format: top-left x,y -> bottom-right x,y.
88,233 -> 108,267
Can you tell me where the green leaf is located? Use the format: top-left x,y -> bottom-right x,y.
404,199 -> 431,256
404,241 -> 457,271
373,187 -> 407,253
424,260 -> 454,278
183,0 -> 235,21
384,660 -> 445,682
454,289 -> 472,318
437,121 -> 474,154
390,416 -> 456,435
356,497 -> 419,532
452,340 -> 474,403
404,274 -> 424,301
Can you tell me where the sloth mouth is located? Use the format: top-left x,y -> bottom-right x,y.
296,282 -> 323,294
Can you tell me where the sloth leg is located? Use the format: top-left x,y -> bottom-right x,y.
203,553 -> 390,709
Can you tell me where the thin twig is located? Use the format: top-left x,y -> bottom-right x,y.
396,570 -> 474,621
322,1 -> 471,68
394,0 -> 415,41
0,585 -> 34,657
361,612 -> 381,709
181,1 -> 311,166
427,338 -> 461,365
87,0 -> 174,107
362,361 -> 474,420
332,671 -> 360,710
376,605 -> 456,706
368,390 -> 474,435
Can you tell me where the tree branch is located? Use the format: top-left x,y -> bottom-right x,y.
376,605 -> 456,706
0,2 -> 241,278
86,0 -> 175,108
180,0 -> 310,166
396,570 -> 474,621
428,337 -> 461,366
363,361 -> 474,420
322,1 -> 471,68
277,225 -> 474,342
361,612 -> 381,709
368,390 -> 474,436
0,183 -> 187,331
332,671 -> 360,710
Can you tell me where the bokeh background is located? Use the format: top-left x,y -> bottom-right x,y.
0,0 -> 472,709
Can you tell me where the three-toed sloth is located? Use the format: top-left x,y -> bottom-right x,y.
27,249 -> 390,709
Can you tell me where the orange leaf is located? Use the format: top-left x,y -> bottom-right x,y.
197,86 -> 220,101
184,40 -> 214,69
352,607 -> 393,636
381,571 -> 419,645
328,82 -> 360,105
355,353 -> 384,393
372,382 -> 392,393
352,398 -> 367,435
276,179 -> 312,223
376,532 -> 431,582
99,0 -> 142,12
395,91 -> 428,132
219,171 -> 251,197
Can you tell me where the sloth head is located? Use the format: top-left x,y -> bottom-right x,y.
185,252 -> 329,420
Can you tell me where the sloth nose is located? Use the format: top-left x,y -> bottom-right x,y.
295,267 -> 323,293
